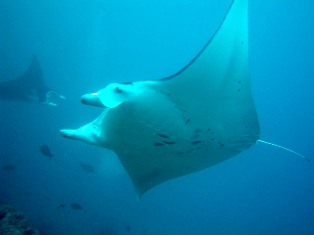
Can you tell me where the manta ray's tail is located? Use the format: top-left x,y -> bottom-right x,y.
257,139 -> 310,162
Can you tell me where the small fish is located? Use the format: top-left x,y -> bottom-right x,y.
71,203 -> 83,210
79,162 -> 95,173
40,144 -> 53,158
2,164 -> 16,172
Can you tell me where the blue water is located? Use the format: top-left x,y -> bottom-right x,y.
0,0 -> 313,234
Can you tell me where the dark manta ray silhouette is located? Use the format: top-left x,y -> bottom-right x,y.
0,55 -> 65,106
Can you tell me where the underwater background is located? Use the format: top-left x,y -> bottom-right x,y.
0,0 -> 313,234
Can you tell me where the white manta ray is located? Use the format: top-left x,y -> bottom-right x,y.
61,0 -> 260,197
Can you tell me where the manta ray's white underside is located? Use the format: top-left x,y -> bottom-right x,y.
60,0 -> 260,197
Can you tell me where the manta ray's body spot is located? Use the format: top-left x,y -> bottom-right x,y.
164,141 -> 175,145
153,142 -> 164,146
119,82 -> 133,85
237,80 -> 242,92
157,133 -> 169,138
185,119 -> 191,125
115,87 -> 123,93
191,140 -> 202,145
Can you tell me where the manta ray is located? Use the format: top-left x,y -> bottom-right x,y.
61,0 -> 305,197
0,55 -> 65,106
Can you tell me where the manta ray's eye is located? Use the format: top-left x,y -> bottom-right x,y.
115,87 -> 123,93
